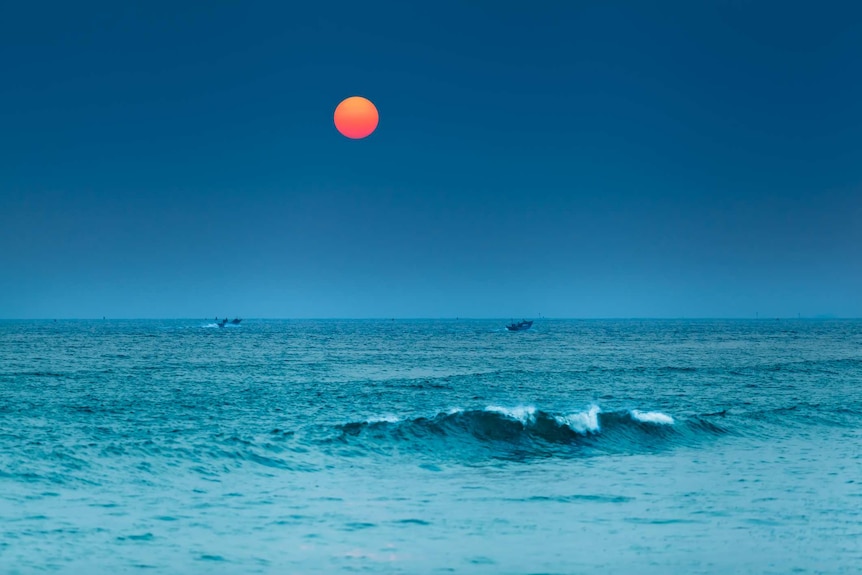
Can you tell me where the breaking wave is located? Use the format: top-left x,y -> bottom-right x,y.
334,405 -> 726,459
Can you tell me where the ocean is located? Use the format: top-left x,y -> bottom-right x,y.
1,319 -> 860,574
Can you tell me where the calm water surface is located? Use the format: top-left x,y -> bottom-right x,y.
1,319 -> 861,574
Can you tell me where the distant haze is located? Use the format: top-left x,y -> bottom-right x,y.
1,2 -> 860,319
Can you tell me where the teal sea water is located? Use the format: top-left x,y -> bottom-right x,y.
1,319 -> 861,574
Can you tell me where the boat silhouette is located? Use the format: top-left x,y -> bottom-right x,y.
505,319 -> 533,332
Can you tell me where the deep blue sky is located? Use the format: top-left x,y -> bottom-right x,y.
1,1 -> 860,318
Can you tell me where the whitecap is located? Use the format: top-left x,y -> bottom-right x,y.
485,405 -> 537,424
630,410 -> 674,425
555,404 -> 601,433
366,414 -> 401,424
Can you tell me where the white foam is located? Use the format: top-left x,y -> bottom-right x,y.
631,410 -> 675,425
555,404 -> 601,433
367,414 -> 401,424
485,405 -> 537,424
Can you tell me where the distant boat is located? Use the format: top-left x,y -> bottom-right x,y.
505,319 -> 533,332
230,318 -> 242,325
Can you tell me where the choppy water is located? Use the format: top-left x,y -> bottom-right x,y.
1,319 -> 861,574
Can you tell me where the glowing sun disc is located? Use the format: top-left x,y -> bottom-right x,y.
334,96 -> 379,139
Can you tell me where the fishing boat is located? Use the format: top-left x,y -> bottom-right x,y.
506,319 -> 533,332
230,318 -> 242,325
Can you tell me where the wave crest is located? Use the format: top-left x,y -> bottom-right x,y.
335,405 -> 723,459
630,410 -> 675,425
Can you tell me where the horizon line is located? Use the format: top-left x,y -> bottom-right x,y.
0,316 -> 854,321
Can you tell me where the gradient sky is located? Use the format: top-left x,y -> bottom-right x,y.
2,1 -> 860,318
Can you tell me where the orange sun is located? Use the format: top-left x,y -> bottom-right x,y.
334,96 -> 379,139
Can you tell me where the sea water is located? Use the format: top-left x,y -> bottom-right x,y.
1,319 -> 860,574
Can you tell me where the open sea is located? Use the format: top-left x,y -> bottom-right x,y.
1,319 -> 860,574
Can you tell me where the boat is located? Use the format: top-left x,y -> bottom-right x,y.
505,319 -> 533,332
230,318 -> 242,325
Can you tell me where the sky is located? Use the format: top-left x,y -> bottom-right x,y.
1,0 -> 860,319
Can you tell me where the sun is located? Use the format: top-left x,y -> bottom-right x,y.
334,96 -> 379,139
